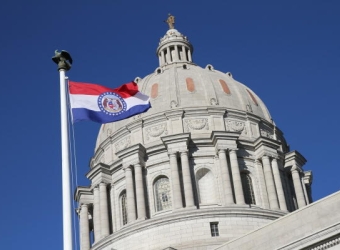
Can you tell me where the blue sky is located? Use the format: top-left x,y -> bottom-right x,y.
0,1 -> 339,249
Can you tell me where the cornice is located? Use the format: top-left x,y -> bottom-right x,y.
143,113 -> 167,127
285,150 -> 307,168
116,143 -> 146,166
126,119 -> 143,131
74,186 -> 92,202
161,133 -> 190,145
237,138 -> 256,151
211,131 -> 240,144
207,107 -> 228,116
279,223 -> 340,250
254,136 -> 281,151
304,170 -> 313,185
164,109 -> 184,119
86,162 -> 111,181
116,143 -> 145,158
226,109 -> 247,120
145,142 -> 167,156
246,112 -> 262,123
183,107 -> 211,117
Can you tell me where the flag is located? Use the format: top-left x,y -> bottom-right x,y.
69,81 -> 151,123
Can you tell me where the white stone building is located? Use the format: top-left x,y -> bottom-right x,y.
75,26 -> 340,250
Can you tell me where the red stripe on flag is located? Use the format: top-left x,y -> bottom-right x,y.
69,81 -> 139,98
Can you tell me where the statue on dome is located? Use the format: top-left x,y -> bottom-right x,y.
164,14 -> 175,29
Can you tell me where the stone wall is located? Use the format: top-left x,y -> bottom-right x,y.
214,191 -> 340,250
91,208 -> 284,250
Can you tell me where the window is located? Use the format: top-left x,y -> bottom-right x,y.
210,222 -> 219,237
120,191 -> 128,225
241,173 -> 256,205
154,177 -> 172,212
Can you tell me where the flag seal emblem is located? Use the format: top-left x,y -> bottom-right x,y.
98,92 -> 127,116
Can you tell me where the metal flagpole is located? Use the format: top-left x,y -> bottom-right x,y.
52,50 -> 73,250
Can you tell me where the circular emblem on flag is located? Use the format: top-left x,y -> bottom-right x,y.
98,92 -> 127,115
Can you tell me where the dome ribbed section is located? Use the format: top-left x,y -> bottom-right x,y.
95,29 -> 273,149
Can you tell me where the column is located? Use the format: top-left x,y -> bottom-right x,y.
158,53 -> 162,66
167,47 -> 171,63
169,152 -> 183,209
262,156 -> 279,209
79,204 -> 90,250
180,151 -> 195,208
93,186 -> 101,241
99,183 -> 110,238
255,159 -> 269,209
161,50 -> 165,64
182,46 -> 187,61
125,166 -> 137,222
271,158 -> 287,211
174,45 -> 179,61
218,149 -> 234,205
109,184 -> 116,232
291,166 -> 307,209
134,164 -> 146,219
301,178 -> 310,205
187,49 -> 192,62
229,149 -> 245,205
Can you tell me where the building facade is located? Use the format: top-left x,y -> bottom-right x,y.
75,26 -> 317,250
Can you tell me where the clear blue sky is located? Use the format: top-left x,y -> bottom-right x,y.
0,1 -> 339,249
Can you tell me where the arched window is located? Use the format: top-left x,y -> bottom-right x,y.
154,177 -> 172,212
241,173 -> 256,205
196,168 -> 216,204
119,191 -> 128,225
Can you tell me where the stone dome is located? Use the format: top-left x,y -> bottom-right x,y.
95,29 -> 272,150
76,24 -> 313,250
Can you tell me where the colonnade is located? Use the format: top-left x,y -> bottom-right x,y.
259,155 -> 307,211
291,165 -> 307,208
78,183 -> 111,250
124,163 -> 146,222
218,149 -> 245,205
77,150 -> 309,250
159,45 -> 192,65
169,150 -> 195,209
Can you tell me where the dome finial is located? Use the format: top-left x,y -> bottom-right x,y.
164,13 -> 175,29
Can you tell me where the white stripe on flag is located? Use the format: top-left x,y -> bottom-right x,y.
69,92 -> 150,111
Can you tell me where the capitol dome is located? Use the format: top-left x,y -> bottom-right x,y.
76,21 -> 312,250
95,28 -> 272,150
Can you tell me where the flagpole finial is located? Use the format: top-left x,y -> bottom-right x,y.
52,50 -> 73,71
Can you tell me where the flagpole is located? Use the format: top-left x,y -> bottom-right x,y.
52,50 -> 73,250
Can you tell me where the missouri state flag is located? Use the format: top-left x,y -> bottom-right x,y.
69,81 -> 151,123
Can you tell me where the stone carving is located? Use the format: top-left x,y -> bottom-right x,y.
145,124 -> 168,140
260,128 -> 274,139
246,104 -> 253,113
170,100 -> 178,108
107,128 -> 112,136
226,120 -> 246,133
115,137 -> 131,152
184,118 -> 209,132
210,98 -> 218,105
